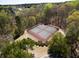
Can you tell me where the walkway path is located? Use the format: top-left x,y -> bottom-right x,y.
58,29 -> 66,36
16,28 -> 65,42
28,46 -> 49,58
15,27 -> 65,58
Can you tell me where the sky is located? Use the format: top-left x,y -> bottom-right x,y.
0,0 -> 71,5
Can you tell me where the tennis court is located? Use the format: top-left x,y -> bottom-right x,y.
28,24 -> 58,41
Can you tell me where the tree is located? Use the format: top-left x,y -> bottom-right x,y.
14,16 -> 27,39
16,38 -> 37,49
67,10 -> 79,24
66,10 -> 79,57
48,32 -> 69,58
43,3 -> 54,13
0,6 -> 17,40
0,10 -> 13,35
43,3 -> 55,24
23,38 -> 37,49
66,21 -> 79,57
65,0 -> 79,9
0,39 -> 33,58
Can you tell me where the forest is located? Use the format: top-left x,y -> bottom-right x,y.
0,0 -> 79,58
